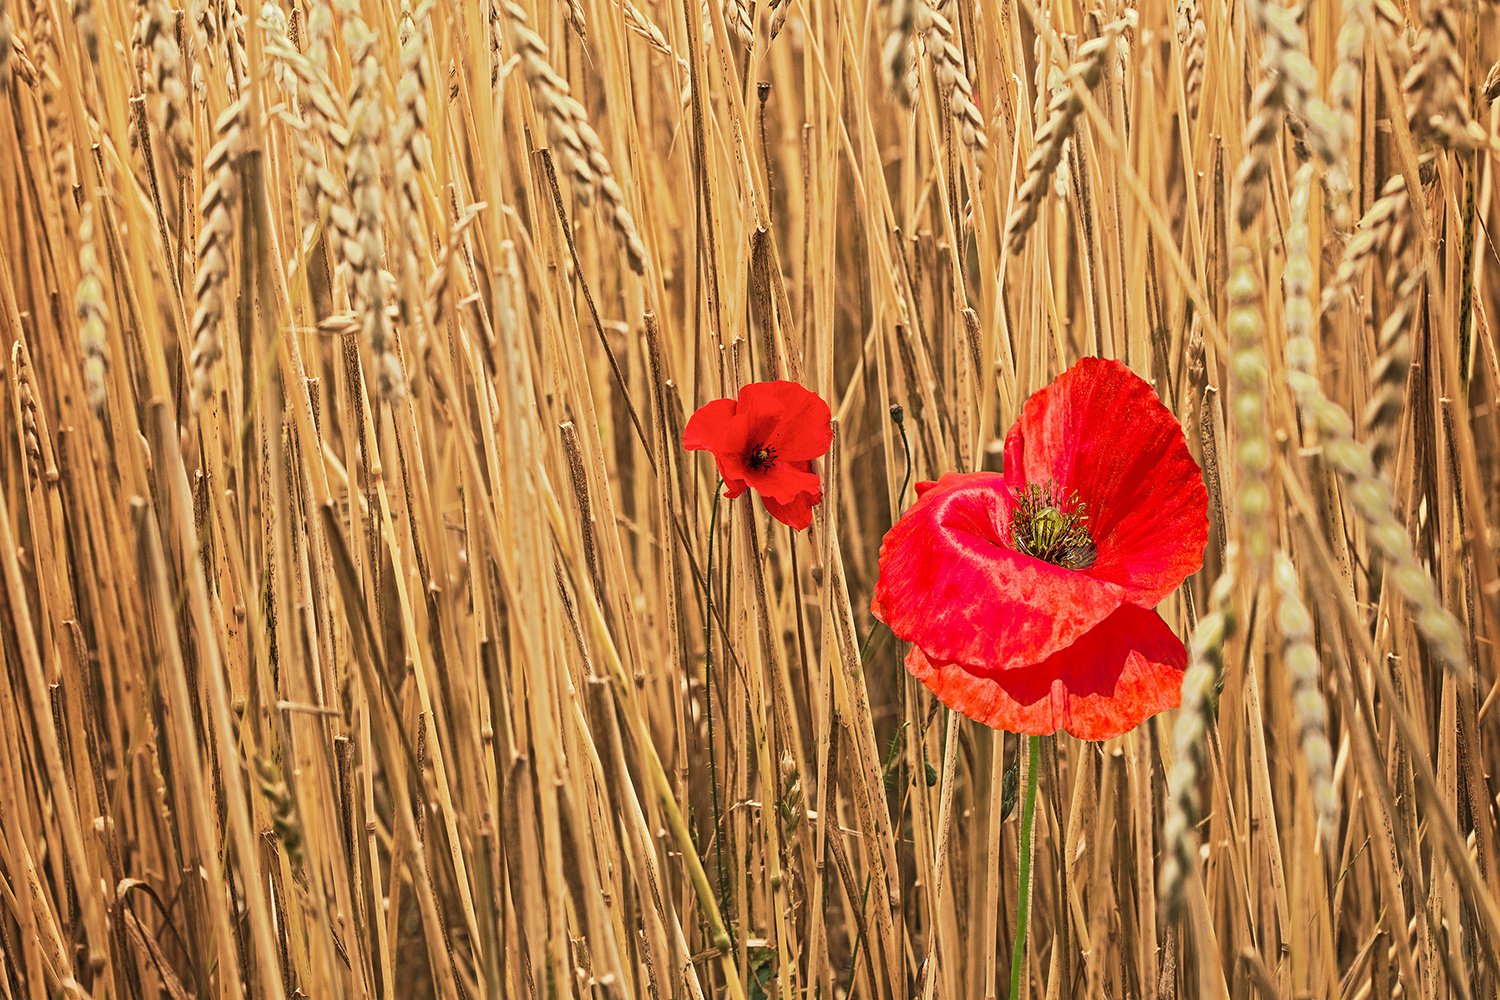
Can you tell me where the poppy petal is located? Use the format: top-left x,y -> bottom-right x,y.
904,604 -> 1187,741
736,381 -> 833,460
1003,358 -> 1208,607
683,398 -> 742,453
745,458 -> 822,503
761,490 -> 819,529
872,472 -> 1130,669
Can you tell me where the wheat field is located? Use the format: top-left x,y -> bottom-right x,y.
1,0 -> 1498,997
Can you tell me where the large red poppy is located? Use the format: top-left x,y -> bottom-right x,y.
683,380 -> 833,530
871,358 -> 1208,740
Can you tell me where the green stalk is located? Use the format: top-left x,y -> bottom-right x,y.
1008,735 -> 1040,1000
703,480 -> 730,921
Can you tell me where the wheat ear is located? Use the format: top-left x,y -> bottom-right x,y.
1277,166 -> 1338,847
136,0 -> 192,169
1404,3 -> 1480,150
1162,553 -> 1239,916
191,98 -> 248,404
505,0 -> 648,274
332,0 -> 404,399
921,3 -> 987,158
1176,0 -> 1204,123
1281,183 -> 1470,682
77,203 -> 110,415
1005,20 -> 1125,255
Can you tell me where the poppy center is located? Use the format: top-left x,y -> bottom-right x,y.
745,443 -> 777,471
1008,482 -> 1097,570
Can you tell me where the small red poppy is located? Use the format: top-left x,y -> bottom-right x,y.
683,380 -> 833,530
871,358 -> 1208,740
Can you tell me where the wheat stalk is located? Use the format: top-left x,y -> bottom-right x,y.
12,342 -> 42,481
721,0 -> 752,45
1226,247 -> 1271,568
1282,178 -> 1470,683
1323,0 -> 1370,225
261,3 -> 350,260
1162,552 -> 1239,916
1320,170 -> 1417,310
33,3 -> 73,204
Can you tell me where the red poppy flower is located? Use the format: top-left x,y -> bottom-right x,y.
871,358 -> 1208,740
683,380 -> 833,530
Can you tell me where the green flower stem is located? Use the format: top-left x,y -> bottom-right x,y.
703,480 -> 730,923
1009,735 -> 1040,1000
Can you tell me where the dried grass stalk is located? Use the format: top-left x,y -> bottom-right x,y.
1163,554 -> 1239,915
1226,247 -> 1270,567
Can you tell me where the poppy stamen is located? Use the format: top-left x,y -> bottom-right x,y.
746,443 -> 777,470
1009,482 -> 1097,570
